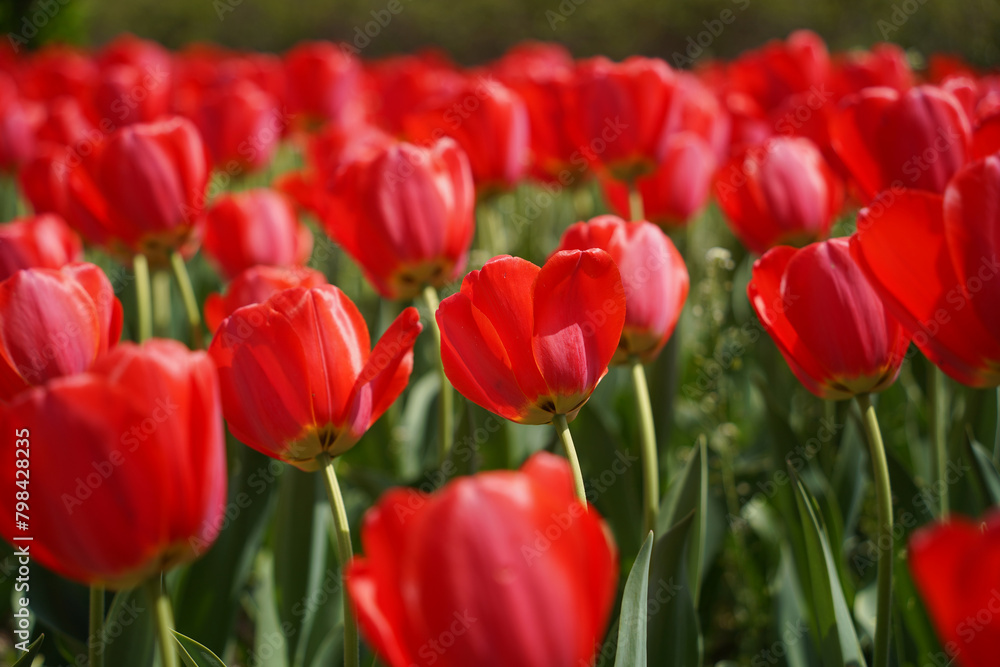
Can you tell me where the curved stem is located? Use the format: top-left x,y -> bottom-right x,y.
421,286 -> 453,463
317,452 -> 359,667
144,576 -> 178,667
856,394 -> 893,667
133,254 -> 152,343
927,365 -> 948,517
552,414 -> 587,507
152,270 -> 172,338
628,184 -> 645,221
630,357 -> 659,537
170,251 -> 204,349
89,585 -> 105,667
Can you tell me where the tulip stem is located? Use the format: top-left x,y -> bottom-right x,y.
856,394 -> 893,667
152,270 -> 172,338
927,365 -> 948,517
422,285 -> 453,462
89,585 -> 104,667
552,414 -> 587,507
628,184 -> 644,221
170,252 -> 204,349
144,576 -> 179,667
317,452 -> 360,667
630,357 -> 659,537
133,254 -> 152,343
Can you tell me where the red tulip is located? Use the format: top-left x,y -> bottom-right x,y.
320,137 -> 475,300
600,132 -> 717,228
203,265 -> 327,333
346,451 -> 618,667
404,75 -> 530,193
748,238 -> 909,399
35,95 -> 97,149
830,85 -> 972,203
209,286 -> 422,469
94,35 -> 173,126
0,339 -> 227,588
202,189 -> 313,280
0,214 -> 83,281
0,74 -> 39,171
436,250 -> 625,424
851,155 -> 1000,387
725,30 -> 831,113
184,79 -> 282,172
284,41 -> 364,129
0,263 -> 123,401
58,116 -> 209,264
909,512 -> 1000,667
18,45 -> 96,111
363,51 -> 465,136
830,43 -> 914,99
556,215 -> 688,363
714,137 -> 843,254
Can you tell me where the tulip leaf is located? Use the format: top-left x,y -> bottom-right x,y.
250,551 -> 290,667
657,436 -> 708,606
11,634 -> 44,666
790,470 -> 867,667
103,586 -> 155,667
173,630 -> 229,667
646,511 -> 701,667
967,430 -> 1000,506
614,531 -> 654,667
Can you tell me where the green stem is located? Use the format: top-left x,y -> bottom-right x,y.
89,585 -> 105,667
856,394 -> 893,667
144,577 -> 178,667
552,414 -> 587,506
152,270 -> 172,338
630,357 -> 659,536
170,252 -> 204,349
422,285 -> 453,463
628,184 -> 645,221
133,254 -> 152,343
317,452 -> 359,667
927,365 -> 948,517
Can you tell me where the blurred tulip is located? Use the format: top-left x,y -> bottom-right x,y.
204,264 -> 327,333
908,512 -> 1000,667
0,74 -> 39,171
202,189 -> 313,280
0,214 -> 83,280
346,451 -> 618,667
556,215 -> 688,363
830,43 -> 914,99
364,51 -> 465,135
57,116 -> 209,264
184,79 -> 282,171
600,131 -> 717,227
18,45 -> 96,111
851,155 -> 1000,387
0,263 -> 123,401
35,96 -> 97,149
714,136 -> 843,254
404,76 -> 530,193
725,30 -> 830,112
437,250 -> 625,424
209,286 -> 421,469
830,85 -> 972,202
748,238 -> 909,399
320,137 -> 474,299
284,41 -> 364,129
0,339 -> 226,588
93,35 -> 173,126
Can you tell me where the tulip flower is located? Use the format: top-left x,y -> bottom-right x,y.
94,35 -> 173,126
209,285 -> 421,469
35,95 -> 97,149
0,214 -> 83,281
830,43 -> 914,99
404,76 -> 529,193
319,137 -> 474,300
714,136 -> 843,254
202,189 -> 313,280
0,338 -> 227,588
364,51 -> 465,135
0,263 -> 123,401
0,74 -> 39,172
600,132 -> 717,227
851,155 -> 1000,387
56,116 -> 209,264
437,249 -> 625,424
346,451 -> 618,667
18,44 -> 96,112
830,85 -> 971,203
183,79 -> 282,172
748,238 -> 908,399
203,264 -> 327,333
284,41 -> 364,129
908,512 -> 1000,667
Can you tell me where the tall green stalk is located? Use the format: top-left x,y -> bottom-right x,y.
421,285 -> 453,463
317,452 -> 359,667
630,357 -> 659,536
552,414 -> 587,506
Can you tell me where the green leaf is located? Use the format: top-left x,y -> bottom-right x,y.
647,512 -> 701,667
250,551 -> 291,667
657,436 -> 708,607
12,634 -> 44,666
173,630 -> 229,667
967,430 -> 1000,506
103,587 -> 155,667
791,471 -> 867,667
614,532 -> 654,667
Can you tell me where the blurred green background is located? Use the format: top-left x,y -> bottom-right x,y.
2,0 -> 999,66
